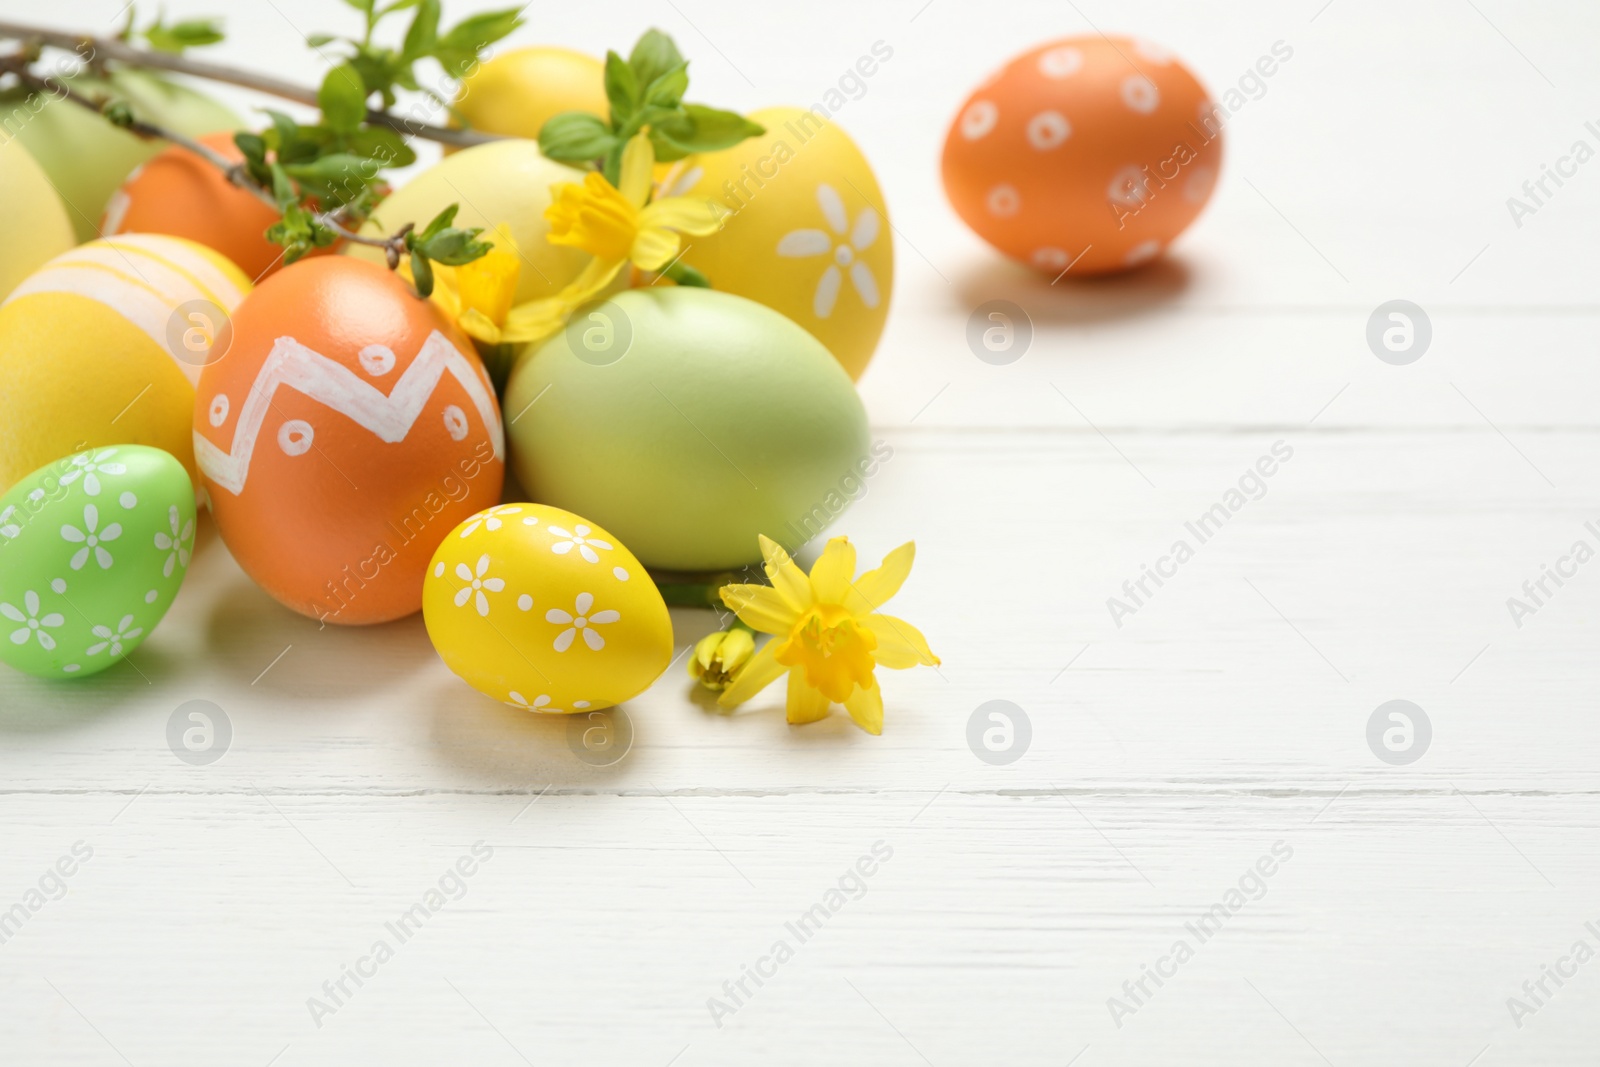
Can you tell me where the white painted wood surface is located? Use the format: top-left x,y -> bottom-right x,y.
4,0 -> 1600,1063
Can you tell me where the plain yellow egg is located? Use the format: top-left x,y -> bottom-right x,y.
0,235 -> 251,494
667,106 -> 894,381
423,504 -> 673,712
350,139 -> 590,304
453,46 -> 608,142
0,144 -> 73,302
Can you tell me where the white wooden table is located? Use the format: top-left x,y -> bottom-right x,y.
4,1 -> 1599,1063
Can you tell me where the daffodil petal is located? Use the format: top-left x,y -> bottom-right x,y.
759,535 -> 814,613
808,537 -> 856,603
499,258 -> 625,342
458,308 -> 504,345
618,132 -> 655,205
640,196 -> 726,236
719,584 -> 799,635
842,677 -> 884,734
863,613 -> 940,669
844,541 -> 916,615
717,639 -> 785,708
786,669 -> 832,724
631,227 -> 682,272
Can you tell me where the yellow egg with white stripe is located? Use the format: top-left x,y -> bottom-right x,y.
0,234 -> 251,494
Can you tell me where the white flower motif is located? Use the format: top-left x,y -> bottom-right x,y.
86,614 -> 143,658
507,691 -> 563,712
459,505 -> 523,538
0,505 -> 19,540
545,592 -> 621,652
59,449 -> 126,497
452,553 -> 505,617
1,591 -> 64,650
60,504 -> 121,570
153,505 -> 194,578
547,524 -> 613,564
776,183 -> 882,319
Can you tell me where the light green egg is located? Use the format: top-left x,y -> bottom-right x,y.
505,288 -> 872,571
0,445 -> 195,679
0,70 -> 240,243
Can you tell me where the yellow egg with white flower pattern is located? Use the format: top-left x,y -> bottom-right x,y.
422,504 -> 673,712
664,106 -> 893,381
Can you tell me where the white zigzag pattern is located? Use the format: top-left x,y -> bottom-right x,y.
194,330 -> 504,496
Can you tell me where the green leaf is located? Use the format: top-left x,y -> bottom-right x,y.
417,204 -> 460,242
318,63 -> 368,135
306,32 -> 338,47
627,29 -> 685,91
642,62 -> 689,108
603,51 -> 638,125
401,0 -> 441,61
377,0 -> 422,13
144,17 -> 226,53
346,125 -> 417,168
408,251 -> 435,297
417,227 -> 491,266
436,8 -> 523,77
267,163 -> 299,212
282,153 -> 377,186
539,111 -> 617,164
340,0 -> 375,12
653,104 -> 765,155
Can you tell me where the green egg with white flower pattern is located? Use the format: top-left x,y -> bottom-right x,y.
0,445 -> 195,679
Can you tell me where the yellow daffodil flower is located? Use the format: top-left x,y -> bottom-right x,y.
488,131 -> 727,345
401,222 -> 524,346
689,624 -> 756,692
403,134 -> 723,350
718,536 -> 940,734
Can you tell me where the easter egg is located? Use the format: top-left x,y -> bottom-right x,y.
452,46 -> 607,144
350,140 -> 589,304
194,257 -> 505,625
423,504 -> 671,711
102,131 -> 291,280
0,445 -> 195,679
942,36 -> 1222,275
0,69 -> 240,243
505,287 -> 871,571
667,106 -> 893,381
0,143 -> 73,302
0,235 -> 252,495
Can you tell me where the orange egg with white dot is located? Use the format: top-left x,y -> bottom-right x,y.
942,36 -> 1222,276
193,257 -> 505,625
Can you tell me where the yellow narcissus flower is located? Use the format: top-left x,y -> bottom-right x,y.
718,536 -> 940,734
498,131 -> 727,344
402,222 -> 524,346
689,624 -> 756,692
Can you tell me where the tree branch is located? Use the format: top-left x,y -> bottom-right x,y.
0,17 -> 501,149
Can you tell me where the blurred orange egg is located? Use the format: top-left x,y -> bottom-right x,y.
194,257 -> 505,625
942,36 -> 1222,276
102,131 -> 306,280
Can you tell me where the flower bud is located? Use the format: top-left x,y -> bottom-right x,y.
689,625 -> 756,691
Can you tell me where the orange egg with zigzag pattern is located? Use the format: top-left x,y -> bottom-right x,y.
194,257 -> 505,625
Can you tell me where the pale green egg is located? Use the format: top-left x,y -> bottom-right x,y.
505,288 -> 872,570
0,445 -> 195,679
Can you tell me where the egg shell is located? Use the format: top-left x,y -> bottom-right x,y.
505,287 -> 871,571
0,143 -> 74,302
0,235 -> 252,495
423,503 -> 671,712
0,445 -> 194,679
668,106 -> 893,381
941,36 -> 1222,275
0,70 -> 240,243
349,140 -> 589,305
194,257 -> 505,625
102,131 -> 313,280
451,46 -> 607,146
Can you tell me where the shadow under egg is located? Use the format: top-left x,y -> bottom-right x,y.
952,250 -> 1195,328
